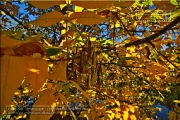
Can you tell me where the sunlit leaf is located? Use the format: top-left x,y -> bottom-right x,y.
28,1 -> 66,9
24,56 -> 48,95
49,61 -> 67,82
29,11 -> 64,27
69,11 -> 107,25
0,35 -> 22,47
29,89 -> 57,120
1,55 -> 26,114
72,1 -> 112,9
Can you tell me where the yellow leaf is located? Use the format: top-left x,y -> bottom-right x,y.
59,93 -> 68,105
24,56 -> 48,95
133,21 -> 137,27
127,46 -> 136,52
90,37 -> 97,41
168,64 -> 175,69
173,100 -> 180,103
115,100 -> 120,107
168,111 -> 177,120
29,89 -> 57,120
91,111 -> 97,120
1,10 -> 6,15
170,55 -> 177,61
130,114 -> 137,120
123,111 -> 129,120
0,35 -> 23,47
49,61 -> 67,82
128,105 -> 135,113
1,55 -> 26,115
29,11 -> 64,27
28,1 -> 65,9
75,6 -> 84,12
72,1 -> 112,9
32,53 -> 42,58
60,4 -> 67,10
69,11 -> 107,25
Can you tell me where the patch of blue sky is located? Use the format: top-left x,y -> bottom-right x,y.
152,103 -> 169,120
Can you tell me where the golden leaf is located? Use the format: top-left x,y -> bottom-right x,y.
113,1 -> 135,7
29,11 -> 64,27
130,114 -> 137,120
0,35 -> 22,47
1,55 -> 26,114
91,111 -> 97,120
59,93 -> 68,105
128,105 -> 135,113
69,11 -> 107,25
72,1 -> 112,9
123,111 -> 129,120
168,111 -> 177,120
32,53 -> 42,58
28,1 -> 66,9
49,61 -> 67,82
74,6 -> 84,12
170,55 -> 177,61
29,89 -> 56,120
24,56 -> 48,95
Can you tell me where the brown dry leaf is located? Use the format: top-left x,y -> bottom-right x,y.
1,55 -> 26,115
29,89 -> 56,120
146,63 -> 156,74
29,11 -> 64,27
69,11 -> 107,25
0,47 -> 15,57
49,61 -> 67,82
28,1 -> 66,9
0,35 -> 22,47
14,42 -> 45,56
24,56 -> 48,95
166,76 -> 175,83
72,1 -> 112,9
176,78 -> 180,83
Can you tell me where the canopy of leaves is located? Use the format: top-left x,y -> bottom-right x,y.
0,0 -> 180,120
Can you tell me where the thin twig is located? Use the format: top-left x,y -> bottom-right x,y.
0,6 -> 29,30
125,16 -> 180,47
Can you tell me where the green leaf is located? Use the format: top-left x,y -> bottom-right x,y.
100,40 -> 113,45
170,0 -> 179,5
117,57 -> 135,65
46,47 -> 60,56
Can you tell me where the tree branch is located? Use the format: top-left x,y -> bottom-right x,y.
0,6 -> 29,30
125,16 -> 180,47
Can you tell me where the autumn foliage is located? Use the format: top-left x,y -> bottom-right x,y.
0,0 -> 180,120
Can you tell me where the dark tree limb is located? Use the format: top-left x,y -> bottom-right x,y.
150,42 -> 180,70
125,16 -> 180,47
0,6 -> 29,29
